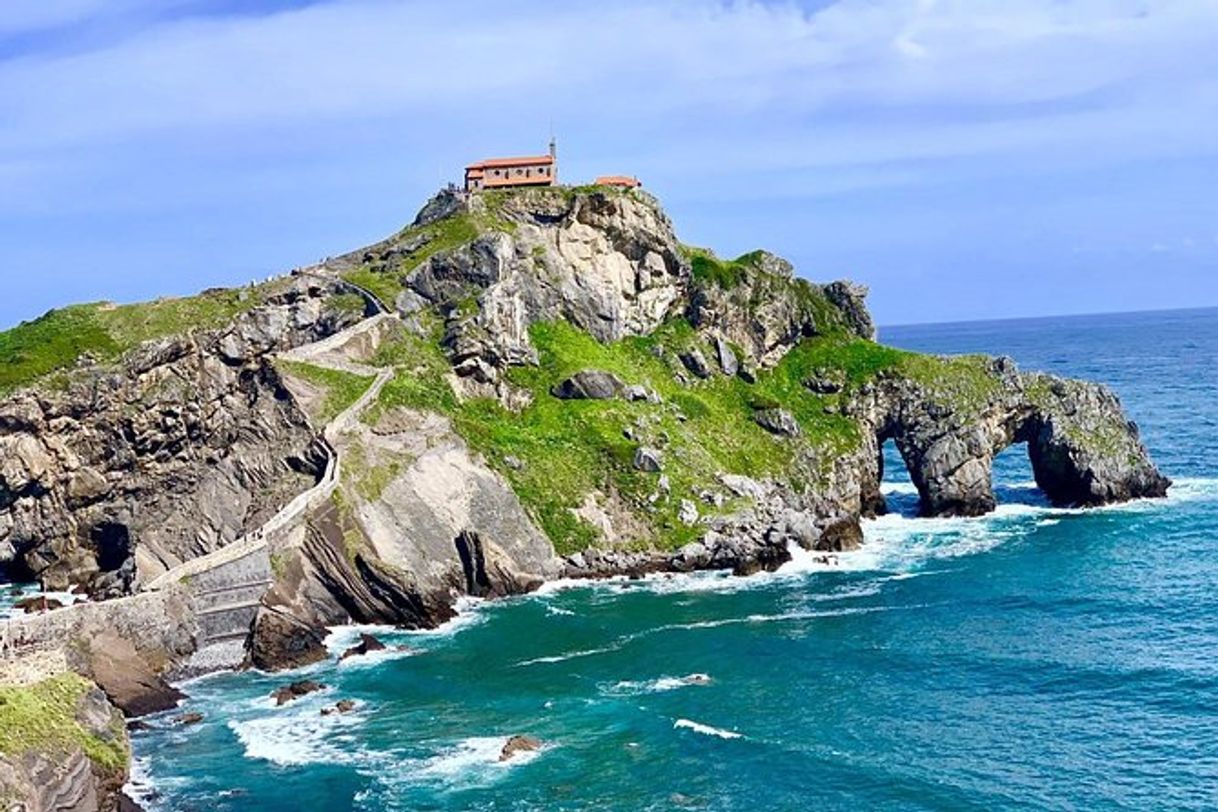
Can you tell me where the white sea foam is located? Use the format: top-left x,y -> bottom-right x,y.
416,736 -> 547,781
605,673 -> 712,695
516,644 -> 621,667
674,719 -> 744,740
323,596 -> 486,656
229,692 -> 364,767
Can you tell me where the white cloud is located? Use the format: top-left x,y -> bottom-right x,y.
1,0 -> 1215,148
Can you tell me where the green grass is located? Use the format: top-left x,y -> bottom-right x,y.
360,318 -> 911,554
325,292 -> 368,318
340,214 -> 484,308
276,360 -> 375,423
0,673 -> 126,772
682,245 -> 757,289
898,352 -> 1003,417
0,287 -> 263,395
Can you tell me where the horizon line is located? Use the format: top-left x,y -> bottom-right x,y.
880,303 -> 1218,331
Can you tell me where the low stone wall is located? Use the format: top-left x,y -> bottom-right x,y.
0,585 -> 196,663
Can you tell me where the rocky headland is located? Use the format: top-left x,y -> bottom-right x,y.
0,185 -> 1168,809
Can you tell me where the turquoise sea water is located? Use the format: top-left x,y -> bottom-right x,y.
130,308 -> 1218,811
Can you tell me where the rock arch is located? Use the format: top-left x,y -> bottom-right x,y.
853,366 -> 1170,518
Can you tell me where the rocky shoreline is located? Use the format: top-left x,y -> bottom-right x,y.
0,185 -> 1169,810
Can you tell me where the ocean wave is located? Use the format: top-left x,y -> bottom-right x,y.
323,597 -> 487,656
417,736 -> 548,779
515,644 -> 621,667
229,695 -> 362,767
673,719 -> 744,740
603,673 -> 712,695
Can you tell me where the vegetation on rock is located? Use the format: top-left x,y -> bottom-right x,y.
0,673 -> 126,771
0,287 -> 262,395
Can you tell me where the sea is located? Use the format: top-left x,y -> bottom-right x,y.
128,307 -> 1218,811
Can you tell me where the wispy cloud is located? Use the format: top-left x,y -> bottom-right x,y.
0,0 -> 1216,325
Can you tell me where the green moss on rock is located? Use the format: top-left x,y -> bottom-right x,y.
0,673 -> 126,772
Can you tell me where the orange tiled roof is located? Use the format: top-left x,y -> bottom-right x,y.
595,175 -> 641,187
466,155 -> 554,170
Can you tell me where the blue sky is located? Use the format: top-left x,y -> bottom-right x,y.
1,0 -> 1216,329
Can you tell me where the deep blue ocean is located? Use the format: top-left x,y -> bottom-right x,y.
130,308 -> 1218,811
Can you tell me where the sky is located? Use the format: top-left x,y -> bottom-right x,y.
1,0 -> 1216,329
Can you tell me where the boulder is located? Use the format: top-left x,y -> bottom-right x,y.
338,632 -> 387,662
713,337 -> 739,377
632,447 -> 663,473
87,632 -> 185,718
175,712 -> 204,725
678,499 -> 699,525
753,408 -> 800,437
551,370 -> 624,400
737,359 -> 758,384
804,368 -> 846,395
271,680 -> 326,706
678,348 -> 714,379
499,735 -> 543,762
14,596 -> 64,613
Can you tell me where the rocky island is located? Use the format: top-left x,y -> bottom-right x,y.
0,186 -> 1168,810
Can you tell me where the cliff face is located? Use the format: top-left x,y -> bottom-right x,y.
0,277 -> 366,597
0,186 -> 1169,670
0,673 -> 129,812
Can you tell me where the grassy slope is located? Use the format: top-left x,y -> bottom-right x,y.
275,360 -> 375,423
0,287 -> 263,396
362,315 -> 970,555
0,673 -> 126,772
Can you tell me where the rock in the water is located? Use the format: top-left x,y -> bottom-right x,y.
339,632 -> 387,662
321,699 -> 357,716
632,446 -> 664,473
14,596 -> 64,613
753,408 -> 800,437
679,348 -> 714,379
551,370 -> 624,400
271,680 -> 326,706
175,712 -> 204,725
248,608 -> 329,672
499,735 -> 542,762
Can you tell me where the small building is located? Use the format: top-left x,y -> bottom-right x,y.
465,140 -> 557,192
594,175 -> 642,189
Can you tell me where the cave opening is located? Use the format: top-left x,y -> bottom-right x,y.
90,522 -> 133,572
878,437 -> 920,518
992,442 -> 1050,508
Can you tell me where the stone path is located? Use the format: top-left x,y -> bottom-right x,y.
143,317 -> 395,591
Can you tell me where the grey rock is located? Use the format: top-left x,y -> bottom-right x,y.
754,408 -> 800,437
713,337 -> 739,377
804,367 -> 846,395
632,447 -> 664,473
678,499 -> 699,525
679,348 -> 714,379
551,370 -> 624,400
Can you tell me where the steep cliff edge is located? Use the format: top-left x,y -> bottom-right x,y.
0,186 -> 1168,670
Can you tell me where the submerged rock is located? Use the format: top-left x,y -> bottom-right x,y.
338,632 -> 387,662
499,735 -> 542,762
271,680 -> 325,706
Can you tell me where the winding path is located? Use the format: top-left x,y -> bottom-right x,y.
143,315 -> 395,591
